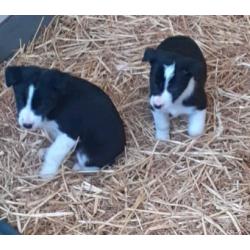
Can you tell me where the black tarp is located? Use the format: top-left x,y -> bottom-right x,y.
0,15 -> 53,62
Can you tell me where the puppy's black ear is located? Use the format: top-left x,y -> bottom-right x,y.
142,48 -> 156,64
5,66 -> 22,87
184,59 -> 207,83
42,69 -> 67,95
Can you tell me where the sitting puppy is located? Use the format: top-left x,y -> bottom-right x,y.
5,66 -> 125,179
143,35 -> 207,141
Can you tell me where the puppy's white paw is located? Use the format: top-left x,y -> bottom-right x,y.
38,147 -> 48,161
155,129 -> 170,141
188,120 -> 205,137
39,163 -> 57,180
72,163 -> 81,171
188,127 -> 204,138
73,163 -> 100,173
188,109 -> 206,138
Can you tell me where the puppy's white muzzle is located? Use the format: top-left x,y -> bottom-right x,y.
17,84 -> 43,130
18,108 -> 42,130
150,90 -> 173,110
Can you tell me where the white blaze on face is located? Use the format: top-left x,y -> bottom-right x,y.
164,63 -> 175,88
18,85 -> 42,129
150,63 -> 175,109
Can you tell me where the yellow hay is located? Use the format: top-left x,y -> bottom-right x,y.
0,16 -> 249,234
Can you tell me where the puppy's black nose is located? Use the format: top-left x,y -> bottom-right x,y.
154,104 -> 163,109
23,123 -> 33,129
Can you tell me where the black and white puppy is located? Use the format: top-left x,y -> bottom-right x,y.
143,35 -> 207,141
5,66 -> 125,179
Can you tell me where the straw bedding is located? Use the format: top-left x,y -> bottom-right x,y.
0,16 -> 250,234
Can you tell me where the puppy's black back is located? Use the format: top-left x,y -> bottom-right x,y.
157,35 -> 205,64
6,65 -> 125,168
44,70 -> 125,167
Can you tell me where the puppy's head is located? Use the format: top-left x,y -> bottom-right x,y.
143,48 -> 204,110
5,66 -> 66,130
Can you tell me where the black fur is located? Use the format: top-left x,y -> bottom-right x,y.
143,35 -> 207,110
5,66 -> 126,168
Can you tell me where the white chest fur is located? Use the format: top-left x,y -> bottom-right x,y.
164,103 -> 195,117
42,120 -> 61,140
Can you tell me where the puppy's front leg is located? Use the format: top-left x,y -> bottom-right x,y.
188,109 -> 206,137
152,110 -> 170,141
39,133 -> 76,179
38,147 -> 49,161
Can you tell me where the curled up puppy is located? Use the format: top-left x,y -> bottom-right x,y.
143,35 -> 207,141
5,66 -> 125,179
